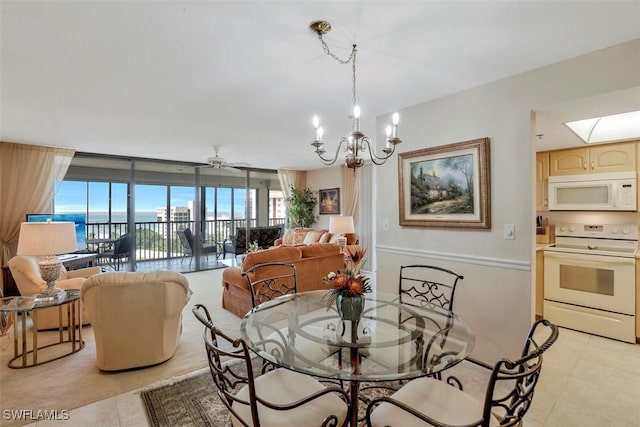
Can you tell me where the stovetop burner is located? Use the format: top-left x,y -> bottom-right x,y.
544,223 -> 639,258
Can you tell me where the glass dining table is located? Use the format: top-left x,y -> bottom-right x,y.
240,290 -> 475,426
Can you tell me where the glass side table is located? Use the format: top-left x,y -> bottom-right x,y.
0,291 -> 84,368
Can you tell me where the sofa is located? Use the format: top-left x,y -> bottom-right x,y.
223,225 -> 284,258
81,270 -> 191,371
7,255 -> 102,329
222,243 -> 345,317
274,227 -> 359,247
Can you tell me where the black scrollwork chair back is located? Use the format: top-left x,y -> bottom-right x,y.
399,265 -> 464,311
192,304 -> 352,427
365,319 -> 559,427
243,262 -> 298,308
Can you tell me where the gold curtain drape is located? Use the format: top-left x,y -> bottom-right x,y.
0,142 -> 75,271
341,165 -> 360,217
277,169 -> 307,199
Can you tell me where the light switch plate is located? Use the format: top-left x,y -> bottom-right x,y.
382,219 -> 389,231
504,224 -> 515,240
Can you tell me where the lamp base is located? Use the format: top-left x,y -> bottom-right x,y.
38,257 -> 64,299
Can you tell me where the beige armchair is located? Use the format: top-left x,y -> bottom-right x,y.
81,270 -> 191,371
7,255 -> 101,330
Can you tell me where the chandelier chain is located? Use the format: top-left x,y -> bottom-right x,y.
317,32 -> 358,106
310,20 -> 402,170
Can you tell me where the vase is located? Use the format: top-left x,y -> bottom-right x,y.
336,295 -> 364,322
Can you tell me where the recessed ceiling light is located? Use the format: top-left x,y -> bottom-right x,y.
564,110 -> 640,144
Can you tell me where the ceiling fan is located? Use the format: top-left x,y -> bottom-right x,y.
202,145 -> 250,172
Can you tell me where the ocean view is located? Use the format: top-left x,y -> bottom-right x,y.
60,211 -> 234,223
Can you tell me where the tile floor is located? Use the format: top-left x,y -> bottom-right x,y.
17,327 -> 640,426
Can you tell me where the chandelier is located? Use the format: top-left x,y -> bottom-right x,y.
309,20 -> 402,170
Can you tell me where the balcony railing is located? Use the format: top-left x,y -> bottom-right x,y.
85,217 -> 286,263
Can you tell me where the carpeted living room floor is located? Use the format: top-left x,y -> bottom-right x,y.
0,268 -> 240,427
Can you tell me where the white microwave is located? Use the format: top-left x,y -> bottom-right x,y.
548,171 -> 637,211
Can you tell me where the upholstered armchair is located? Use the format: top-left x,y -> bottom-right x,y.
81,270 -> 191,371
7,255 -> 101,330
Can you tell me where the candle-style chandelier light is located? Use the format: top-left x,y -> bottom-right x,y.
309,20 -> 402,170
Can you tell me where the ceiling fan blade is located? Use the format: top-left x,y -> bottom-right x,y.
223,165 -> 243,173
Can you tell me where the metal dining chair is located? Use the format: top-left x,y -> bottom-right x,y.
243,262 -> 338,368
364,265 -> 465,373
243,262 -> 298,308
192,304 -> 351,427
398,264 -> 464,311
365,319 -> 559,427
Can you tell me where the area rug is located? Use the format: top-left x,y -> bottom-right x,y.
140,360 -> 398,427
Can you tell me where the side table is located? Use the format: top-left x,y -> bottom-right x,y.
0,292 -> 84,368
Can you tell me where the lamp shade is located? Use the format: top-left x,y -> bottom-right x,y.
329,216 -> 355,235
17,221 -> 78,256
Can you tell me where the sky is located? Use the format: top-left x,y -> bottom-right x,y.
55,181 -> 245,214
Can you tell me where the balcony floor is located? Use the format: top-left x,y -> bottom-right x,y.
100,254 -> 238,274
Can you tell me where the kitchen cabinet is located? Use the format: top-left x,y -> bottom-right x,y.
535,152 -> 549,211
549,142 -> 636,176
536,250 -> 544,319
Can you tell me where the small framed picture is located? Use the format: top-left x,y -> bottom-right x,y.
319,188 -> 340,215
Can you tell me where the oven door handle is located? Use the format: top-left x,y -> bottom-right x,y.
544,251 -> 636,265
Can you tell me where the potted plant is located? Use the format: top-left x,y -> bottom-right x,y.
286,185 -> 318,228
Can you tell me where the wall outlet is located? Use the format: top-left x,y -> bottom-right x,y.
504,224 -> 515,240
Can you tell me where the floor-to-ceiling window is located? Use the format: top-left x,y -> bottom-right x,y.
56,153 -> 283,273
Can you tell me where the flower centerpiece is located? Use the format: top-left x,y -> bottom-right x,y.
323,247 -> 371,321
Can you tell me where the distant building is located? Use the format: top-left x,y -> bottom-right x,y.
157,206 -> 191,237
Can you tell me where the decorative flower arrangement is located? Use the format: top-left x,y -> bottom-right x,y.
345,246 -> 367,274
322,247 -> 371,309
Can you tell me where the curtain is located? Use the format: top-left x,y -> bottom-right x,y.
277,169 -> 307,199
0,142 -> 75,271
341,165 -> 360,217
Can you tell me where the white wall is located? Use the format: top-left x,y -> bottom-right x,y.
375,39 -> 640,363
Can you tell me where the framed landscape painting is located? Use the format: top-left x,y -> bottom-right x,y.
398,137 -> 491,229
319,188 -> 340,215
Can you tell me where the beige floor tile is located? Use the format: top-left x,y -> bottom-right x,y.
559,376 -> 639,425
36,399 -> 118,427
571,358 -> 640,398
544,398 -> 636,427
581,340 -> 640,376
114,391 -> 149,427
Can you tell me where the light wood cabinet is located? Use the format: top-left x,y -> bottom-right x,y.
549,142 -> 636,176
536,152 -> 549,211
549,147 -> 589,175
536,250 -> 544,319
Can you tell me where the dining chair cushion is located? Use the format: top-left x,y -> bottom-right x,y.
369,376 -> 500,427
232,367 -> 348,427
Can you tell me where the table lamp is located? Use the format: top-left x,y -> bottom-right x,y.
17,221 -> 78,298
329,215 -> 354,253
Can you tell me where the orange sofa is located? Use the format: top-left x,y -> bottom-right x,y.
222,243 -> 345,318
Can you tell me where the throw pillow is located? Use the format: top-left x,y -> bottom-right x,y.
282,228 -> 295,245
319,232 -> 332,243
292,228 -> 309,245
303,230 -> 325,245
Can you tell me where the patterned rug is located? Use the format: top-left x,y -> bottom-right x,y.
140,360 -> 399,427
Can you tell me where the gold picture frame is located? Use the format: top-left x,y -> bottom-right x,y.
398,137 -> 491,229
